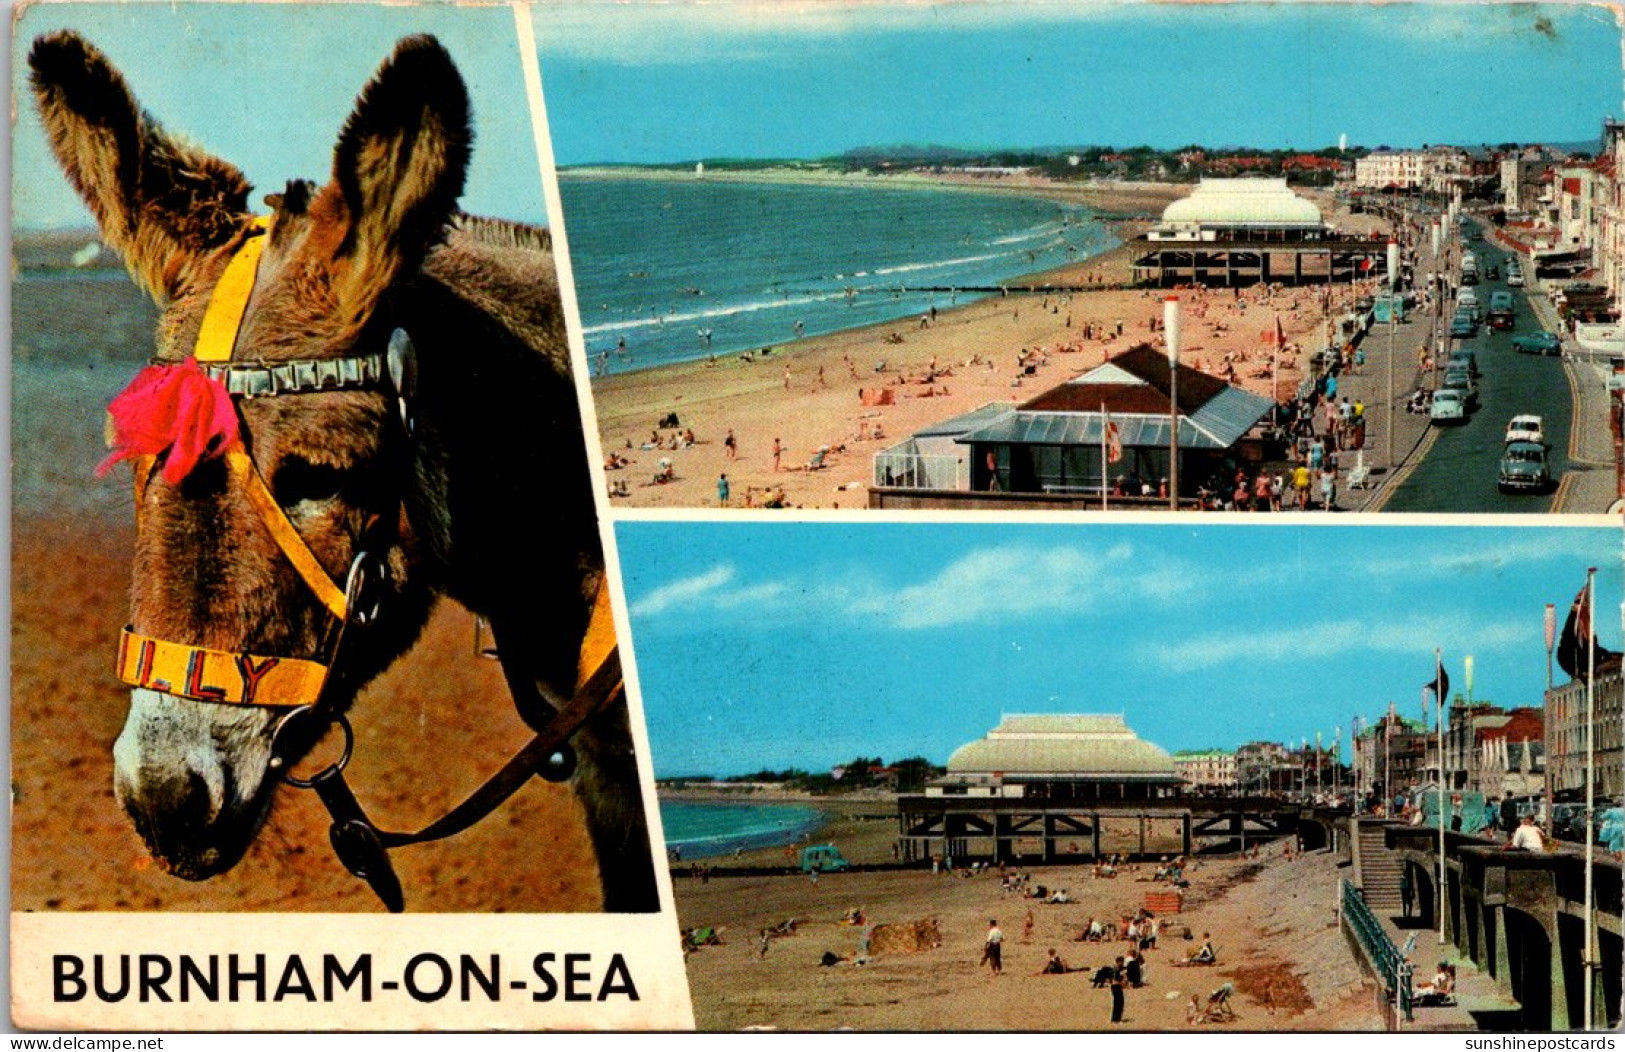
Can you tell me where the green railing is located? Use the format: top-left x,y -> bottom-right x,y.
1342,878 -> 1413,1023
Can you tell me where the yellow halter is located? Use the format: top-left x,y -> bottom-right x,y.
115,216 -> 617,708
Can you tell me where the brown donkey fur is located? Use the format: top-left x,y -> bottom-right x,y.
30,31 -> 656,911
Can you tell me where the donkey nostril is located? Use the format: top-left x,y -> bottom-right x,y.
186,751 -> 228,825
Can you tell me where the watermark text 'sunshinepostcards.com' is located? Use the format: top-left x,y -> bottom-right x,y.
1466,1041 -> 1616,1051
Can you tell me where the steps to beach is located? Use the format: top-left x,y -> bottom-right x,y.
1356,822 -> 1404,914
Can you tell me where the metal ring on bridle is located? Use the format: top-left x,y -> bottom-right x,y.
271,706 -> 355,789
344,551 -> 387,627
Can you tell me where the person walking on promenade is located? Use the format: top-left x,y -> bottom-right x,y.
981,919 -> 1005,975
1400,867 -> 1415,918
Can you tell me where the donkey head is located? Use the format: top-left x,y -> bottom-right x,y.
30,32 -> 470,879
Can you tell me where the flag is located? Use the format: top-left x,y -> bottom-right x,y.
1104,413 -> 1122,464
1423,659 -> 1449,705
1556,580 -> 1621,680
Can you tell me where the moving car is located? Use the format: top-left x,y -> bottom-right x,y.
1512,330 -> 1563,355
1430,388 -> 1469,424
1487,291 -> 1515,330
1507,267 -> 1525,288
1499,441 -> 1551,493
1485,263 -> 1500,280
1506,414 -> 1544,445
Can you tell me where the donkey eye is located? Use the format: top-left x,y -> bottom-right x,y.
272,458 -> 347,507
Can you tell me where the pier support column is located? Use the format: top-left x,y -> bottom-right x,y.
1182,813 -> 1193,858
1043,816 -> 1057,863
1091,815 -> 1101,860
1138,815 -> 1147,857
1549,916 -> 1572,1031
1491,905 -> 1513,998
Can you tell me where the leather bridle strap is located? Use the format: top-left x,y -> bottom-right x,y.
377,651 -> 623,849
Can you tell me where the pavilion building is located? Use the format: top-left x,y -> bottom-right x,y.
927,714 -> 1181,802
1133,177 -> 1387,287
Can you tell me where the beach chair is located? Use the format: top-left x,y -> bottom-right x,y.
806,447 -> 830,471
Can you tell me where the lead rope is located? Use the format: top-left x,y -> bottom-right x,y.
271,584 -> 622,912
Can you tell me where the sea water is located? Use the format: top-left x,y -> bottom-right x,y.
658,799 -> 827,861
560,177 -> 1117,375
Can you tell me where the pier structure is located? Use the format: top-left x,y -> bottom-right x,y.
894,793 -> 1307,864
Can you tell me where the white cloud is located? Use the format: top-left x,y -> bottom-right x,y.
629,565 -> 737,617
1156,614 -> 1537,672
1362,530 -> 1618,581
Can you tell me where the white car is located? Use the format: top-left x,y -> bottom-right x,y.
1506,414 -> 1544,445
1431,388 -> 1468,424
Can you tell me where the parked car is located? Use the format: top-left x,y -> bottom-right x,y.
1499,441 -> 1551,493
800,844 -> 851,873
1443,366 -> 1478,407
1447,348 -> 1481,377
1507,268 -> 1525,288
1430,388 -> 1469,424
1505,414 -> 1544,445
1450,313 -> 1478,338
1485,264 -> 1500,280
1512,330 -> 1563,355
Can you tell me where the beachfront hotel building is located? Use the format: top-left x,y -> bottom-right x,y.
870,345 -> 1275,509
1544,658 -> 1624,802
1131,177 -> 1388,286
926,714 -> 1181,801
1173,748 -> 1237,791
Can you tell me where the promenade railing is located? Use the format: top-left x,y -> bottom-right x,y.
1340,877 -> 1413,1024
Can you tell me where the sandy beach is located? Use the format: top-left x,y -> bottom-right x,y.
587,177 -> 1394,509
674,838 -> 1383,1031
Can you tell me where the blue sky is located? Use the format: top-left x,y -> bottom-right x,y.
536,2 -> 1623,164
14,4 -> 544,230
616,521 -> 1621,777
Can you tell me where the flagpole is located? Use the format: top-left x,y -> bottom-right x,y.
1545,602 -> 1556,841
1165,296 -> 1180,510
1100,401 -> 1108,512
1584,567 -> 1597,1030
1436,647 -> 1447,948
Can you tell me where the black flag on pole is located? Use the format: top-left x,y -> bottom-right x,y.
1422,660 -> 1449,704
1556,582 -> 1621,680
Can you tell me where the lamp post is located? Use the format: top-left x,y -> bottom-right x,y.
1387,240 -> 1399,471
1165,296 -> 1180,509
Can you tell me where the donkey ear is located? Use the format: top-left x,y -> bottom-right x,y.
28,32 -> 252,303
331,35 -> 470,318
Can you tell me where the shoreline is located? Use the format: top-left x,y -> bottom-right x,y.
659,791 -> 901,866
560,166 -> 1188,219
591,183 -> 1388,509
